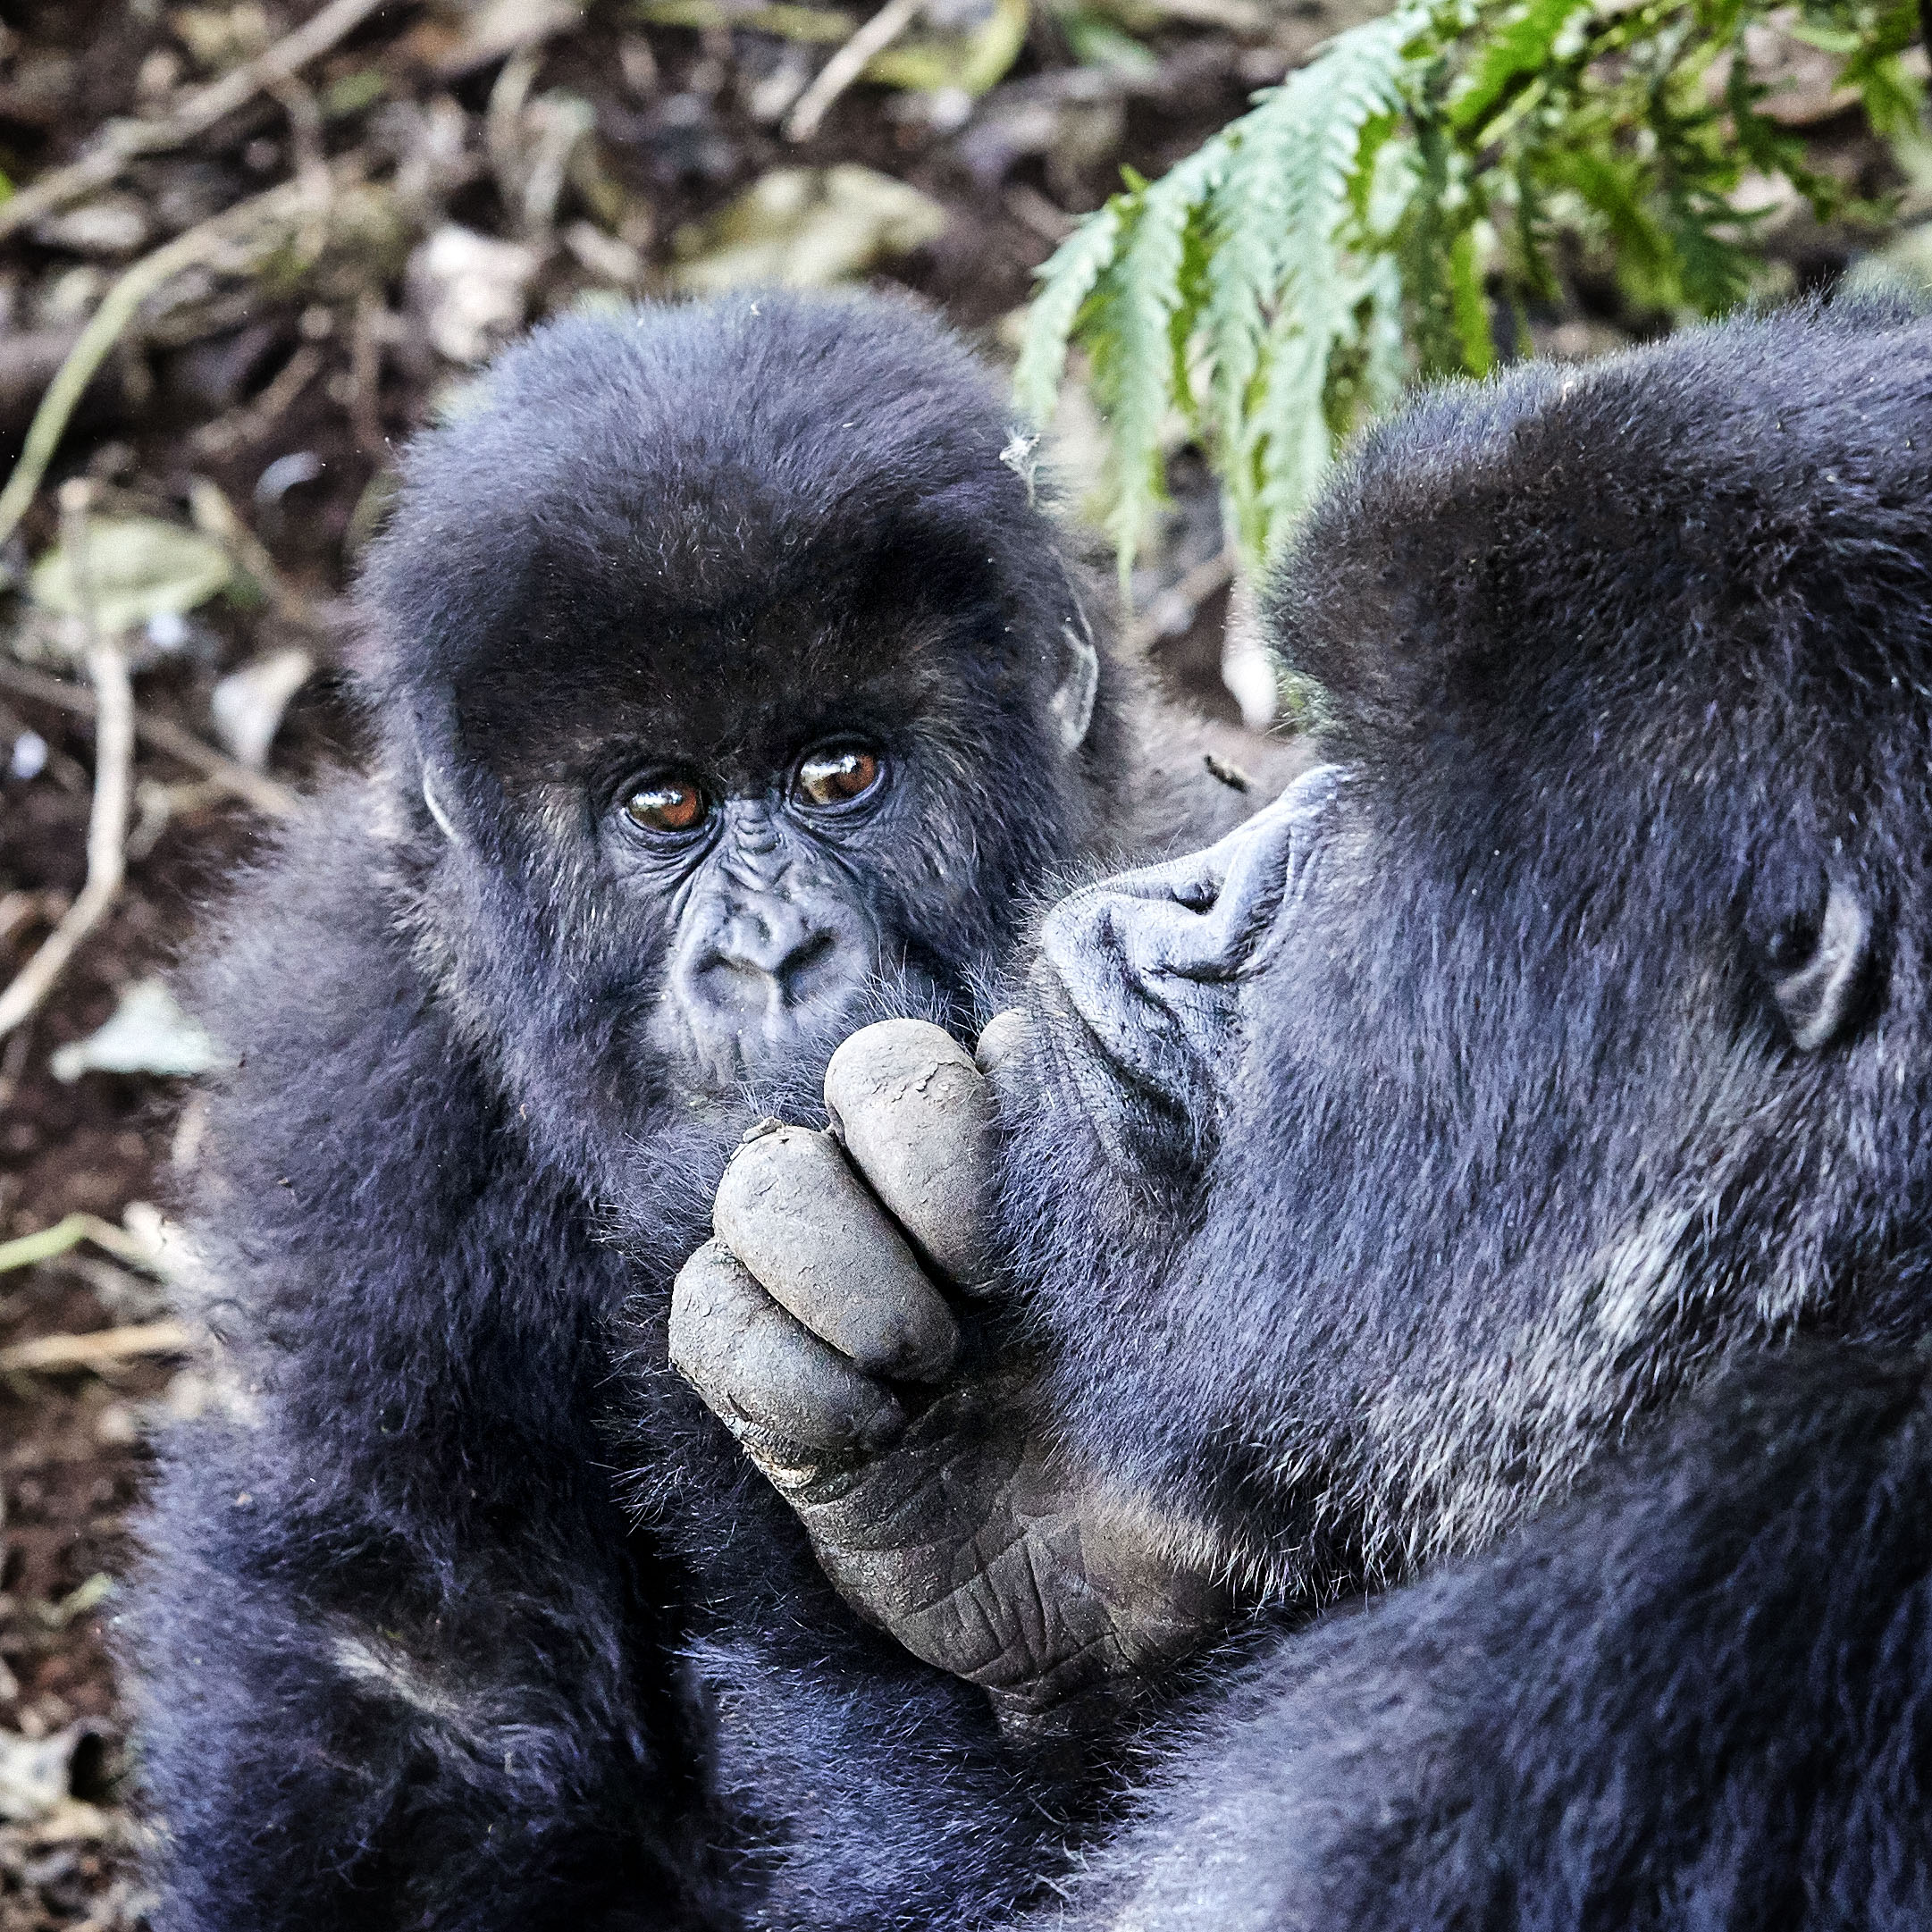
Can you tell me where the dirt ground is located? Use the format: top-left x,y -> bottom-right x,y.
0,0 -> 1911,1924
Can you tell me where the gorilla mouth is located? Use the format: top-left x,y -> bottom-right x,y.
1030,767 -> 1344,1155
1030,963 -> 1205,1164
668,959 -> 967,1099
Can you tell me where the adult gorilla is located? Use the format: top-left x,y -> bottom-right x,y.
670,302 -> 1932,1925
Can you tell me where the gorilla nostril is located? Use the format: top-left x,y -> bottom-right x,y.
777,928 -> 836,989
712,916 -> 839,992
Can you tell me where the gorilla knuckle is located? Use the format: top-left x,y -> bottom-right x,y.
670,1239 -> 907,1458
823,1019 -> 995,1287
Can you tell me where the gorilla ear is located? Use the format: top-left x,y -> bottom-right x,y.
1048,615 -> 1099,753
1765,878 -> 1871,1053
421,762 -> 463,846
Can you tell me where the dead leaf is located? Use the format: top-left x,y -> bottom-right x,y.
405,223 -> 540,363
672,165 -> 946,292
209,646 -> 313,769
29,517 -> 233,636
0,1725 -> 97,1826
49,978 -> 230,1082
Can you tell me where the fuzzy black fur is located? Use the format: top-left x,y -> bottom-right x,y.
123,290 -> 1278,1932
941,300 -> 1932,1926
1026,1345 -> 1932,1929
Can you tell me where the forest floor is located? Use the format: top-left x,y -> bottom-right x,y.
0,0 -> 1917,1924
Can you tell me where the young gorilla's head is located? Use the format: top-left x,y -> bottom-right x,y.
1011,303 -> 1932,1600
355,291 -> 1119,1189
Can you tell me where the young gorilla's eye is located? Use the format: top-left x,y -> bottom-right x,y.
796,747 -> 882,809
624,777 -> 709,834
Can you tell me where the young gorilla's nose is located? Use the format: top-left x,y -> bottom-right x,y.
659,851 -> 882,1084
710,898 -> 840,1002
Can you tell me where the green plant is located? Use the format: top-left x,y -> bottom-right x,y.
1015,0 -> 1924,575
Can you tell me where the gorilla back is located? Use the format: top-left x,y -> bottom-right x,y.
125,291 -> 1278,1932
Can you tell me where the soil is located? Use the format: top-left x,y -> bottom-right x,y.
0,676 -> 340,1932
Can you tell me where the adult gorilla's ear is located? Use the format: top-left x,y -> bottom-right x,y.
1760,876 -> 1874,1053
1048,590 -> 1100,753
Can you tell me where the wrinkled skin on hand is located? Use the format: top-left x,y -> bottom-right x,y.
668,1019 -> 1228,1731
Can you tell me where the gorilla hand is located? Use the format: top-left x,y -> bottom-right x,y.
668,1019 -> 1228,1733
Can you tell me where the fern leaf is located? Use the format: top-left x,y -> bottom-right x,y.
1012,197 -> 1127,427
1016,0 -> 1915,584
1449,0 -> 1591,133
1205,8 -> 1420,559
1079,143 -> 1228,579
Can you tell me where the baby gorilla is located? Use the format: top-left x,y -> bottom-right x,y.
128,290 -> 1291,1932
676,302 -> 1932,1926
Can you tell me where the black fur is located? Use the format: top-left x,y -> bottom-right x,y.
961,302 -> 1932,1924
125,290 -> 1281,1932
1033,1346 -> 1932,1929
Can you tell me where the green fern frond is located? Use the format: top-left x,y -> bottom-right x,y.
1449,0 -> 1590,131
1013,199 -> 1127,425
1205,9 -> 1420,557
1080,147 -> 1228,575
1021,0 -> 1920,584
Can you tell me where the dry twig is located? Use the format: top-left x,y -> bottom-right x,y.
0,1210 -> 168,1279
785,0 -> 928,141
0,489 -> 135,1042
189,342 -> 325,458
0,0 -> 391,241
0,659 -> 299,818
0,1321 -> 194,1373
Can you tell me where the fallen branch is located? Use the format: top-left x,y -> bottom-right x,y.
0,1320 -> 193,1373
0,659 -> 298,818
0,174 -> 316,550
0,0 -> 391,242
785,0 -> 927,140
0,494 -> 134,1042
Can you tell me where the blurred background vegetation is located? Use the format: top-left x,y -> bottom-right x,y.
0,0 -> 1925,1923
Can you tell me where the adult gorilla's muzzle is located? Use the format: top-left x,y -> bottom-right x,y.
1038,764 -> 1341,1110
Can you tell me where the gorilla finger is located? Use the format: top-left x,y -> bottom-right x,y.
973,1010 -> 1029,1086
823,1019 -> 995,1288
713,1126 -> 960,1380
669,1239 -> 908,1456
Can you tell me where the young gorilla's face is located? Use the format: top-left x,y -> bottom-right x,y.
456,603 -> 1056,1098
357,295 -> 1115,1204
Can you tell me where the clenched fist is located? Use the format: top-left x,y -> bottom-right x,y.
668,1017 -> 1227,1732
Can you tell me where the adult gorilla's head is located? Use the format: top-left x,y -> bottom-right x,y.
1012,302 -> 1932,1600
352,291 -> 1128,1197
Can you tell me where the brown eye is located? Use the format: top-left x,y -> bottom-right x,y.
796,748 -> 881,809
625,777 -> 707,833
